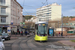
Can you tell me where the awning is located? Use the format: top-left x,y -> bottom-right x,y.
0,26 -> 9,27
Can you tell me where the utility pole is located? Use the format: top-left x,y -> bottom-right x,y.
61,14 -> 63,36
46,0 -> 48,5
46,0 -> 49,22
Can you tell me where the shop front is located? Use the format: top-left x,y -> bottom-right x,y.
0,26 -> 8,35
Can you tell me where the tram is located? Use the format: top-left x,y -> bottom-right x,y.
34,21 -> 48,41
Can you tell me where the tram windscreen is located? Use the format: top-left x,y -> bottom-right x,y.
38,23 -> 47,36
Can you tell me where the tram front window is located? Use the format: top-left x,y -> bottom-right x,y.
38,24 -> 47,36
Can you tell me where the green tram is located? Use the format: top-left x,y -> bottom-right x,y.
34,21 -> 48,41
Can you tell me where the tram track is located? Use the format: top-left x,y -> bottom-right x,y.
5,35 -> 48,50
11,38 -> 25,50
5,36 -> 75,50
25,36 -> 34,50
11,35 -> 34,50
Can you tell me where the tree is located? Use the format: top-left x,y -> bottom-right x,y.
70,16 -> 75,18
23,15 -> 35,20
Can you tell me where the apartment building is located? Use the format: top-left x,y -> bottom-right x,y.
0,0 -> 23,34
36,3 -> 61,21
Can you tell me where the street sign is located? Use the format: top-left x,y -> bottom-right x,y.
11,21 -> 13,25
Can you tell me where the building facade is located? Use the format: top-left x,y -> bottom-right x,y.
36,3 -> 61,21
0,0 -> 23,34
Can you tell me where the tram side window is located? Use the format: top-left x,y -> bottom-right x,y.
35,24 -> 38,34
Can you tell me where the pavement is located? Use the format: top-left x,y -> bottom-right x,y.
11,34 -> 75,47
11,35 -> 25,40
11,34 -> 33,40
49,35 -> 75,47
58,40 -> 75,47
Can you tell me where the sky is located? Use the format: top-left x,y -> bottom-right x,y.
17,0 -> 75,16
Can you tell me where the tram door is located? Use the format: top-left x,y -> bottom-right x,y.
35,24 -> 38,35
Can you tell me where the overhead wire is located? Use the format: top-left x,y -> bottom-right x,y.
22,0 -> 48,15
23,0 -> 29,15
22,0 -> 61,16
41,0 -> 48,7
23,5 -> 38,9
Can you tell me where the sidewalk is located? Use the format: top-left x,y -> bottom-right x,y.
10,34 -> 33,40
58,40 -> 75,47
48,35 -> 75,38
11,35 -> 24,40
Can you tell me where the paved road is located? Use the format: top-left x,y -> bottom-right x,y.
4,36 -> 75,50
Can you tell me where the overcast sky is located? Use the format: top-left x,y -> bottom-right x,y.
17,0 -> 75,16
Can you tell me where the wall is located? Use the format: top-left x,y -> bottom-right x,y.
55,31 -> 67,36
6,0 -> 11,24
51,5 -> 61,21
11,0 -> 23,26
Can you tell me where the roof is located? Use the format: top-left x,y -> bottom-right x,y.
37,3 -> 61,9
70,18 -> 75,21
48,21 -> 59,23
14,0 -> 23,9
35,21 -> 48,24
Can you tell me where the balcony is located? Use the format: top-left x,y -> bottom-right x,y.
0,3 -> 8,8
0,13 -> 8,16
0,22 -> 9,25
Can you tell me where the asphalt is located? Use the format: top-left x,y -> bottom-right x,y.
11,35 -> 75,48
4,35 -> 75,50
58,40 -> 75,47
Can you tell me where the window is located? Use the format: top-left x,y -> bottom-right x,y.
46,12 -> 51,14
1,8 -> 6,14
1,17 -> 6,23
0,0 -> 5,4
46,13 -> 49,14
39,18 -> 41,21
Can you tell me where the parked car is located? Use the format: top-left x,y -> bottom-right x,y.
2,33 -> 11,40
0,37 -> 5,50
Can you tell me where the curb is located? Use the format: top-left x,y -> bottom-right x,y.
48,36 -> 65,38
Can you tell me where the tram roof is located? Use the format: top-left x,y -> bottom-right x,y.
35,21 -> 48,24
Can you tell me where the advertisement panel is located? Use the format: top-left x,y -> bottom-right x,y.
49,29 -> 54,36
